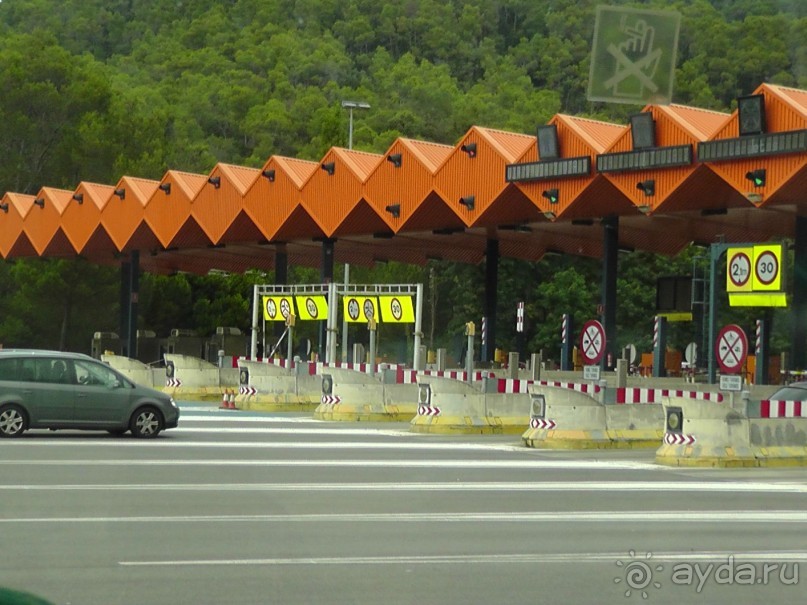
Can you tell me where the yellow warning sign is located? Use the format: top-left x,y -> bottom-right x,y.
262,296 -> 294,321
295,296 -> 328,321
343,296 -> 379,323
379,296 -> 415,323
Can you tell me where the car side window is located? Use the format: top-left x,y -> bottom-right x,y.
0,358 -> 16,381
74,359 -> 118,387
34,359 -> 74,385
18,359 -> 36,382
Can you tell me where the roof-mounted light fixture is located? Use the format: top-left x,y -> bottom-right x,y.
113,188 -> 126,200
745,169 -> 766,187
542,189 -> 559,204
262,169 -> 276,182
321,162 -> 335,176
387,153 -> 402,168
385,204 -> 401,218
158,183 -> 171,195
72,193 -> 84,204
207,176 -> 221,189
459,195 -> 475,210
636,180 -> 655,197
543,210 -> 556,221
460,142 -> 477,158
0,203 -> 8,214
33,198 -> 45,208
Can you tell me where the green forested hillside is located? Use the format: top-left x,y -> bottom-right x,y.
0,0 -> 802,359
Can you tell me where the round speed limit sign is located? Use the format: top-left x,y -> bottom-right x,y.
754,250 -> 779,287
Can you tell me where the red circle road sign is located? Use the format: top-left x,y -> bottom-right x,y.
716,324 -> 748,374
754,250 -> 779,286
728,250 -> 751,289
579,320 -> 606,365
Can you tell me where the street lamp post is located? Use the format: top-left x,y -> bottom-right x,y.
341,100 -> 370,151
340,100 -> 370,362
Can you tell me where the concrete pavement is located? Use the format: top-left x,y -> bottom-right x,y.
1,403 -> 805,605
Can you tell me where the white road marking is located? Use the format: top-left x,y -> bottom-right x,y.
119,550 -> 807,567
3,439 -> 533,452
1,481 -> 807,493
5,510 -> 807,524
0,458 -> 662,470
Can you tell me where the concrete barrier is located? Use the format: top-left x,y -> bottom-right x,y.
313,368 -> 418,421
236,360 -> 320,412
656,396 -> 807,467
162,354 -> 238,400
409,377 -> 533,434
102,355 -> 163,388
521,385 -> 665,449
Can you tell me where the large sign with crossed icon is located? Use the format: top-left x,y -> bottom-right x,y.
579,320 -> 606,366
716,324 -> 748,375
588,5 -> 680,105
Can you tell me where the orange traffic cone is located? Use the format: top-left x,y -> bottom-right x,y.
228,391 -> 238,410
219,390 -> 230,409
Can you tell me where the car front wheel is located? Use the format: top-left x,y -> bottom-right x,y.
130,407 -> 164,439
0,404 -> 28,438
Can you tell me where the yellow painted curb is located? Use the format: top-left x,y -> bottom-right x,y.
409,415 -> 526,435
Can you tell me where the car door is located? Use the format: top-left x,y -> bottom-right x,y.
18,358 -> 76,425
72,359 -> 133,426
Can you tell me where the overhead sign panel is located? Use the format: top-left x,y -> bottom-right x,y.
343,296 -> 379,323
295,295 -> 328,321
588,5 -> 680,105
378,296 -> 415,323
262,296 -> 294,321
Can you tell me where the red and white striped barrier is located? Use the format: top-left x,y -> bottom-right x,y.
615,388 -> 724,404
760,400 -> 807,418
398,369 -> 495,384
536,380 -> 602,394
495,379 -> 534,393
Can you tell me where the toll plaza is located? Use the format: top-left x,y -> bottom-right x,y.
1,82 -> 807,465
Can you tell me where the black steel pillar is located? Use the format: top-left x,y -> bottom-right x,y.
652,315 -> 668,378
119,260 -> 131,356
274,244 -> 288,343
127,251 -> 140,359
560,313 -> 574,371
318,238 -> 335,361
484,238 -> 499,363
601,215 -> 618,370
793,216 -> 807,369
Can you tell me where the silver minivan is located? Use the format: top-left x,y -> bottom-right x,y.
0,349 -> 179,438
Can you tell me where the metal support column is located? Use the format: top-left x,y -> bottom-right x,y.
560,314 -> 573,371
413,283 -> 424,370
484,238 -> 499,363
601,215 -> 618,370
274,244 -> 288,344
793,216 -> 807,369
119,260 -> 130,356
318,238 -> 335,361
652,315 -> 668,378
127,250 -> 140,360
755,315 -> 771,385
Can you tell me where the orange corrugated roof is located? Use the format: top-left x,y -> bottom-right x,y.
659,105 -> 730,141
274,157 -> 318,189
559,115 -> 625,153
401,138 -> 453,173
218,163 -> 260,195
764,83 -> 807,117
476,127 -> 535,163
335,148 -> 383,182
172,171 -> 208,199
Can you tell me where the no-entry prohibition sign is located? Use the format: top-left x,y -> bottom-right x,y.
579,320 -> 606,365
716,324 -> 748,374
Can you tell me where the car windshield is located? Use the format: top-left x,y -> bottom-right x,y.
768,384 -> 807,401
74,359 -> 119,386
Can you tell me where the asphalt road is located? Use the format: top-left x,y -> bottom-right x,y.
1,402 -> 806,605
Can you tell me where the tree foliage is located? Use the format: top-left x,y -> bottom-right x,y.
0,0 -> 802,358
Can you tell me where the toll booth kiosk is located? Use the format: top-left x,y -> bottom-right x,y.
205,326 -> 247,364
163,328 -> 204,359
136,330 -> 162,365
91,332 -> 121,359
